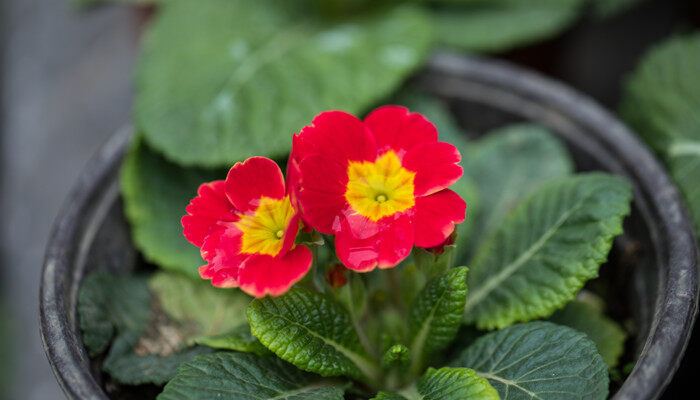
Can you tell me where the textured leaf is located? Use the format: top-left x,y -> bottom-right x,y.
150,271 -> 251,341
246,288 -> 381,383
464,173 -> 632,329
460,124 -> 574,261
433,0 -> 584,53
549,298 -> 627,368
78,271 -> 152,356
382,344 -> 409,368
158,352 -> 346,400
195,325 -> 271,356
372,367 -> 498,400
620,34 -> 700,242
135,0 -> 433,167
452,322 -> 608,400
408,267 -> 468,374
104,334 -> 213,385
120,139 -> 223,279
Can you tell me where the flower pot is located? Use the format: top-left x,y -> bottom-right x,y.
40,52 -> 698,400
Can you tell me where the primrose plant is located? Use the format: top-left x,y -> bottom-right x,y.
80,105 -> 633,400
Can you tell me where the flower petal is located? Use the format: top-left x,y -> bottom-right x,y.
279,213 -> 301,256
334,211 -> 414,272
225,157 -> 285,212
294,111 -> 377,166
237,246 -> 312,297
199,227 -> 248,286
403,141 -> 463,196
364,105 -> 438,155
414,189 -> 466,248
182,180 -> 238,247
297,155 -> 349,235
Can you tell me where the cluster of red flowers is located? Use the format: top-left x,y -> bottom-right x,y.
182,106 -> 466,297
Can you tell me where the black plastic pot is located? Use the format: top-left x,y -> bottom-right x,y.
40,53 -> 698,400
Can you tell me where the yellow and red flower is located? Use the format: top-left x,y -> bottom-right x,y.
288,106 -> 466,272
182,157 -> 311,297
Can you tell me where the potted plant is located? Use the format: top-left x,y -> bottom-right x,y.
42,1 -> 698,399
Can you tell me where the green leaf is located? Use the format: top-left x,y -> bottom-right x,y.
195,325 -> 271,356
336,272 -> 368,323
549,298 -> 627,368
78,271 -> 152,356
246,288 -> 381,383
413,245 -> 457,281
451,322 -> 609,400
433,0 -> 584,53
136,0 -> 433,167
158,352 -> 346,400
460,123 -> 574,260
120,139 -> 223,279
382,344 -> 410,368
103,334 -> 213,385
150,271 -> 251,341
464,173 -> 632,329
620,34 -> 700,242
372,367 -> 499,400
408,267 -> 468,375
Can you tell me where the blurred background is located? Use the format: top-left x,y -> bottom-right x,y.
0,0 -> 698,398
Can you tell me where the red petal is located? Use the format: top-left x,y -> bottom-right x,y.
334,211 -> 414,272
237,246 -> 312,297
364,106 -> 438,156
403,142 -> 463,196
294,111 -> 377,166
225,157 -> 285,212
297,155 -> 349,235
414,189 -> 466,248
182,181 -> 238,247
279,213 -> 301,256
199,227 -> 248,285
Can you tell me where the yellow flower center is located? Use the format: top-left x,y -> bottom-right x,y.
344,150 -> 415,222
235,196 -> 295,256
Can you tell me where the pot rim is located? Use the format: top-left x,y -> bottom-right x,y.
40,52 -> 698,400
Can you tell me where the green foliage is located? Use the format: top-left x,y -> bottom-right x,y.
591,0 -> 647,18
413,245 -> 457,281
452,322 -> 609,400
158,352 -> 346,400
195,325 -> 271,356
246,288 -> 381,383
464,173 -> 632,329
149,271 -> 251,341
120,139 -> 223,279
432,0 -> 584,53
373,367 -> 499,400
78,271 -> 152,356
460,124 -> 574,260
381,344 -> 409,369
620,33 -> 700,241
135,0 -> 433,167
103,335 -> 212,385
549,298 -> 627,368
408,267 -> 468,375
0,304 -> 11,399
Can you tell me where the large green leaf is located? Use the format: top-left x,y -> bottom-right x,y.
451,322 -> 609,400
549,298 -> 627,368
158,352 -> 346,400
372,367 -> 499,400
78,271 -> 152,356
135,0 -> 433,167
120,139 -> 223,279
590,0 -> 646,18
407,267 -> 468,375
620,34 -> 700,241
433,0 -> 584,53
149,271 -> 251,341
460,123 -> 574,262
195,325 -> 271,356
246,288 -> 381,383
464,173 -> 632,329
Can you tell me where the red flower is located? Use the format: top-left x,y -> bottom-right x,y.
289,106 -> 466,272
182,157 -> 311,297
